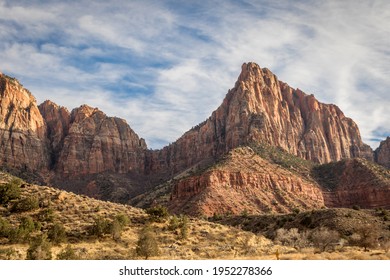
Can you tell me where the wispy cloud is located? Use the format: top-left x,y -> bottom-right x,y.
0,0 -> 389,149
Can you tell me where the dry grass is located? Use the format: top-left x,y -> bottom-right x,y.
1,172 -> 389,260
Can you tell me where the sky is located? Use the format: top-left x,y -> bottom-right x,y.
0,0 -> 389,149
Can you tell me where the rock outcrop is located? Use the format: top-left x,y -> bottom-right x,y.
55,104 -> 147,176
38,100 -> 71,167
316,158 -> 390,209
169,147 -> 325,216
0,74 -> 49,172
375,137 -> 390,169
146,63 -> 373,178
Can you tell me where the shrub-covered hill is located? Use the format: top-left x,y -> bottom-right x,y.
1,171 -> 389,260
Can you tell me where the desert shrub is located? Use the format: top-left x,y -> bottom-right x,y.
26,234 -> 52,260
352,205 -> 361,211
38,207 -> 56,222
146,205 -> 169,222
110,219 -> 122,242
10,196 -> 39,213
136,225 -> 159,260
310,226 -> 340,252
274,228 -> 309,250
48,223 -> 67,245
349,224 -> 380,251
0,178 -> 22,205
0,217 -> 11,237
57,245 -> 79,260
167,215 -> 189,240
8,216 -> 38,243
179,215 -> 189,240
168,215 -> 181,231
0,248 -> 17,260
89,216 -> 111,238
115,213 -> 130,228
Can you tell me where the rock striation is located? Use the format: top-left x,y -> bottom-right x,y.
38,100 -> 71,168
375,137 -> 390,169
146,63 -> 373,178
55,104 -> 147,176
0,74 -> 49,172
317,158 -> 390,209
169,147 -> 325,216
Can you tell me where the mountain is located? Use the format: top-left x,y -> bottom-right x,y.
375,137 -> 390,169
145,63 -> 373,178
0,74 -> 49,173
0,64 -> 389,216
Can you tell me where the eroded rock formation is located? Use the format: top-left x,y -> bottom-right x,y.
375,137 -> 390,169
146,63 -> 373,178
0,74 -> 49,172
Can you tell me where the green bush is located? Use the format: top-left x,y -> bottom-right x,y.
48,223 -> 67,245
10,196 -> 39,213
146,205 -> 169,222
168,215 -> 189,240
110,219 -> 122,242
26,234 -> 52,260
38,207 -> 56,222
0,178 -> 22,205
115,213 -> 130,228
57,245 -> 79,260
8,216 -> 38,243
0,217 -> 11,237
89,216 -> 111,238
135,225 -> 159,260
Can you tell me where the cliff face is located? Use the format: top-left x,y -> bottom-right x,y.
169,147 -> 324,216
316,159 -> 390,209
55,104 -> 147,176
0,74 -> 49,172
146,63 -> 373,177
38,100 -> 71,168
375,137 -> 390,169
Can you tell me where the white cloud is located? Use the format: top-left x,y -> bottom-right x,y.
0,0 -> 389,149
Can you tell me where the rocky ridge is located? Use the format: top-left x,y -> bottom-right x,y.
375,137 -> 390,169
0,74 -> 49,172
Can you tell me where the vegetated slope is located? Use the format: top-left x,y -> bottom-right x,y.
0,171 -> 273,260
138,142 -> 390,217
313,158 -> 390,209
168,146 -> 324,216
212,208 -> 390,248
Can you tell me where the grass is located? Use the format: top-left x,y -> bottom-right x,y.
1,170 -> 389,260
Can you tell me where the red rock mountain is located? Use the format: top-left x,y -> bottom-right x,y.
375,137 -> 390,169
0,74 -> 49,172
147,63 -> 373,178
0,64 -> 389,214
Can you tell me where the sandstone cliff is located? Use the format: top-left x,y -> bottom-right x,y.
55,104 -> 147,176
169,146 -> 325,216
0,74 -> 49,172
315,158 -> 390,209
38,100 -> 71,167
375,137 -> 390,169
146,63 -> 373,178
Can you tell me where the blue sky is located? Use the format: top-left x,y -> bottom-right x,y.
0,0 -> 389,149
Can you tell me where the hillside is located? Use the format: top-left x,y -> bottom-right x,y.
1,172 -> 389,260
133,143 -> 390,216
